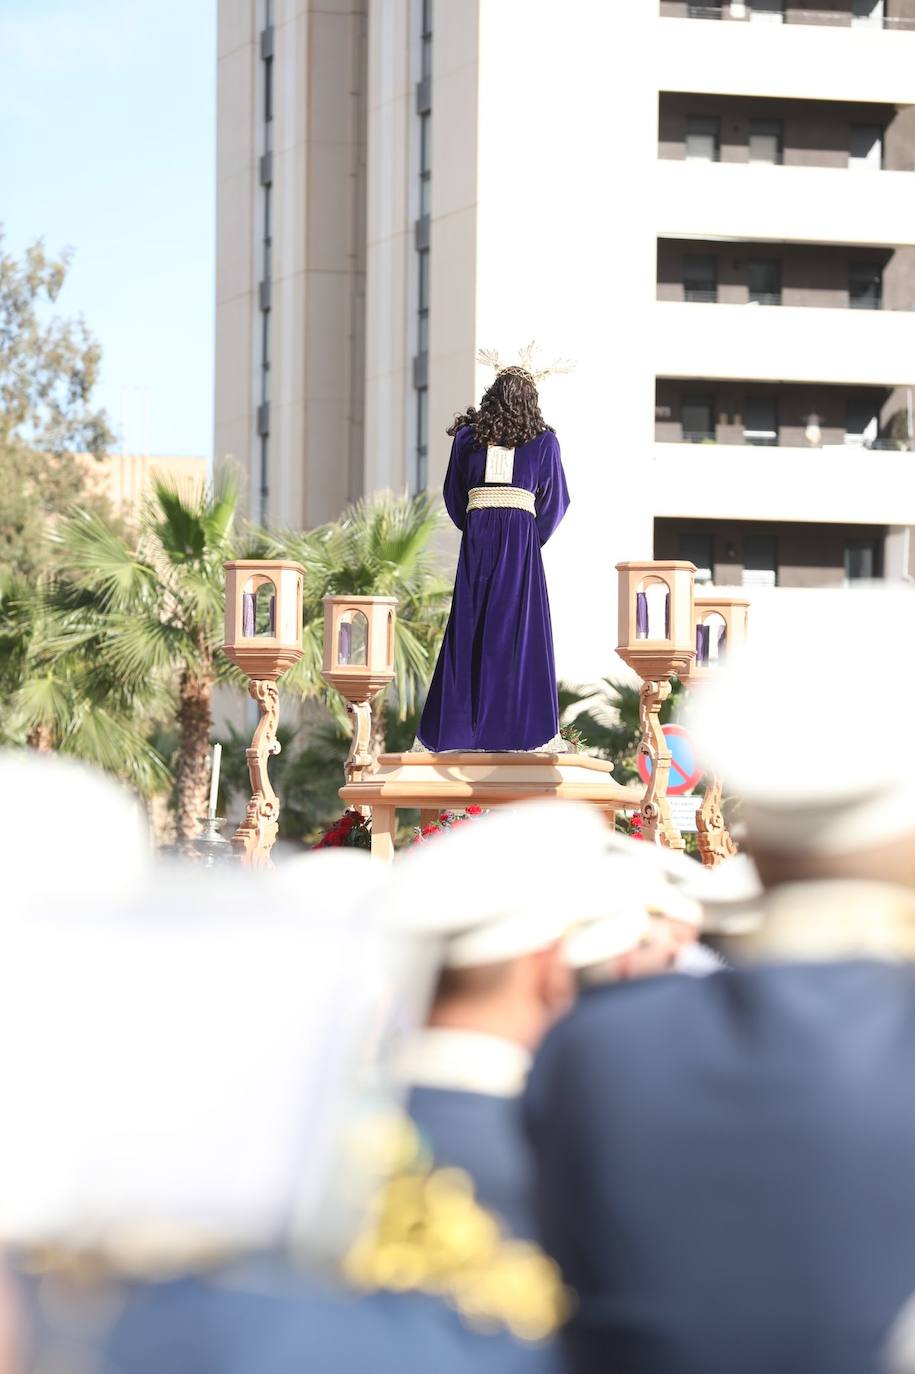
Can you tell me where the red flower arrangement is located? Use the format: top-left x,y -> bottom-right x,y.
621,812 -> 645,842
411,805 -> 488,845
313,809 -> 371,850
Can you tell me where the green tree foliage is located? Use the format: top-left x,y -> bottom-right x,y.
559,676 -> 683,783
0,570 -> 170,792
0,231 -> 115,580
262,490 -> 452,749
47,476 -> 245,839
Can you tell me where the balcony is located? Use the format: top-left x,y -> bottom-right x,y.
654,299 -> 915,386
663,4 -> 915,27
654,15 -> 915,104
651,440 -> 915,524
654,161 -> 915,248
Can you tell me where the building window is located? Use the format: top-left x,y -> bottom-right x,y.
742,535 -> 778,588
418,246 -> 430,352
678,533 -> 714,584
845,398 -> 879,447
749,0 -> 784,21
681,397 -> 715,442
749,118 -> 783,166
748,257 -> 782,306
686,116 -> 720,163
743,397 -> 778,447
850,123 -> 883,171
416,387 -> 428,491
258,0 -> 274,525
852,0 -> 885,26
411,0 -> 433,494
845,538 -> 880,581
849,262 -> 883,310
419,111 -> 432,218
683,253 -> 718,303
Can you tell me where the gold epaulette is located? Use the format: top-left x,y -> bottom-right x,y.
343,1120 -> 570,1343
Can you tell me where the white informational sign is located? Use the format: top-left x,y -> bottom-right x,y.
668,794 -> 700,833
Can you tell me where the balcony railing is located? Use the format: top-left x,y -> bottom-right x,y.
662,293 -> 908,312
672,5 -> 915,26
669,433 -> 915,450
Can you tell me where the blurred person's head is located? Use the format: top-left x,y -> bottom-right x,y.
692,586 -> 915,894
380,801 -> 619,1050
448,367 -> 552,449
1,750 -> 150,909
0,855 -> 433,1271
562,848 -> 685,987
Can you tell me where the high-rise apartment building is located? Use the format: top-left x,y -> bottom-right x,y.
216,0 -> 915,684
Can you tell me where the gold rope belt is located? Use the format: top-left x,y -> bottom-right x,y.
466,486 -> 536,516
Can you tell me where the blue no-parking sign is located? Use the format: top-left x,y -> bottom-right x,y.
636,724 -> 703,796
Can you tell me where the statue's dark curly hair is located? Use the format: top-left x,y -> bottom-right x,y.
448,369 -> 554,449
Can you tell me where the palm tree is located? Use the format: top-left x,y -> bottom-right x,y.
0,571 -> 170,793
559,676 -> 683,783
265,490 -> 452,752
49,476 -> 244,840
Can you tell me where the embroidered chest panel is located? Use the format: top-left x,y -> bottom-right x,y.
484,445 -> 515,484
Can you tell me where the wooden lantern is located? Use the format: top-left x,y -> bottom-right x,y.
685,592 -> 750,686
683,591 -> 750,869
223,559 -> 305,680
615,560 -> 697,852
221,559 -> 305,869
321,595 -> 397,783
322,595 -> 397,703
616,560 -> 697,681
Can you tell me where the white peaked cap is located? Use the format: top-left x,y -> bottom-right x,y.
678,853 -> 764,935
561,853 -> 651,970
0,861 -> 430,1256
379,800 -> 612,968
0,750 -> 150,906
691,584 -> 915,855
886,1290 -> 915,1374
270,845 -> 389,911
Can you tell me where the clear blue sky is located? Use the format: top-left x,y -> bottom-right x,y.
0,0 -> 216,459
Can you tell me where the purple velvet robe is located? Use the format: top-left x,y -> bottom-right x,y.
418,425 -> 570,752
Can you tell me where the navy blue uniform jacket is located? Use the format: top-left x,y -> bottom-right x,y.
410,1084 -> 538,1239
525,962 -> 915,1374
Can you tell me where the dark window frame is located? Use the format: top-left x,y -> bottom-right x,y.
686,115 -> 721,163
748,256 -> 782,307
748,117 -> 784,166
683,252 -> 719,304
681,395 -> 716,443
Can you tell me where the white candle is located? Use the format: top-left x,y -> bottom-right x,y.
208,743 -> 222,819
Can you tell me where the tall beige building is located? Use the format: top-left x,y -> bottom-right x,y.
216,0 -> 915,684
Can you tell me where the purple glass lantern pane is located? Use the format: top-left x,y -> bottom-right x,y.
664,591 -> 671,640
269,595 -> 276,636
339,620 -> 352,665
635,592 -> 648,640
242,592 -> 256,637
696,624 -> 710,667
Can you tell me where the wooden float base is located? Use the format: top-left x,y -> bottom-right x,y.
339,751 -> 643,860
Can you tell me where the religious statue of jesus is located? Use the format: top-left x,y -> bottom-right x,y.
417,353 -> 570,753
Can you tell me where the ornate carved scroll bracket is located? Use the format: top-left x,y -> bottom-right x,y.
345,700 -> 374,786
232,678 -> 281,869
696,773 -> 737,868
638,678 -> 685,851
